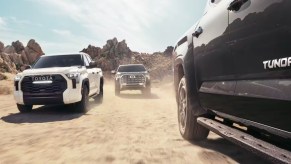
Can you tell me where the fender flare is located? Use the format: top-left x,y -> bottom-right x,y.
82,78 -> 90,92
178,46 -> 208,117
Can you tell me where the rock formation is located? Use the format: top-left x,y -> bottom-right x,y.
12,40 -> 25,54
0,37 -> 172,80
24,39 -> 44,64
81,45 -> 101,59
0,41 -> 4,52
81,38 -> 172,80
0,39 -> 44,73
163,46 -> 174,56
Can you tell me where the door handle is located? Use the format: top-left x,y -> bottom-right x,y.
228,0 -> 248,11
193,26 -> 203,38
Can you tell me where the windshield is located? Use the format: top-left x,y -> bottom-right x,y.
33,55 -> 83,68
117,65 -> 146,72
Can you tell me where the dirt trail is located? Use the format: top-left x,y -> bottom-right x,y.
0,80 -> 267,163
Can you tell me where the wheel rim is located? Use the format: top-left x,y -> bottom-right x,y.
178,84 -> 187,134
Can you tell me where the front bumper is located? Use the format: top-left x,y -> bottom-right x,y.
23,93 -> 64,105
14,74 -> 82,105
116,74 -> 150,90
120,83 -> 146,90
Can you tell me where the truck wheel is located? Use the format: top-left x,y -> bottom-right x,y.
17,104 -> 33,113
115,83 -> 120,96
75,85 -> 89,113
95,83 -> 103,103
142,86 -> 151,95
177,76 -> 209,141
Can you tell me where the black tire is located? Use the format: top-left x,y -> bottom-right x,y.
115,82 -> 120,96
95,82 -> 103,103
17,104 -> 33,113
177,76 -> 209,141
142,86 -> 151,95
75,85 -> 89,113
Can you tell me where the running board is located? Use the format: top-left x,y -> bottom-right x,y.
197,117 -> 291,164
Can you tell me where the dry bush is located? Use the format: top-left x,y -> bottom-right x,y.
0,73 -> 7,80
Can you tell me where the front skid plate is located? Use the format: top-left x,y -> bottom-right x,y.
197,117 -> 291,164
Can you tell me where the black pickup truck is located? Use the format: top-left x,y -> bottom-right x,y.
114,64 -> 151,95
173,0 -> 291,162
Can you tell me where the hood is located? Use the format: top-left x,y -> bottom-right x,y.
22,66 -> 82,75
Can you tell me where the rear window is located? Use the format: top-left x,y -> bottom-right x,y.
117,65 -> 146,72
33,55 -> 83,68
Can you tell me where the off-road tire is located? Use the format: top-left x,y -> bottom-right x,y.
95,82 -> 103,103
142,86 -> 151,95
75,85 -> 89,113
115,82 -> 120,96
17,104 -> 33,113
177,76 -> 209,141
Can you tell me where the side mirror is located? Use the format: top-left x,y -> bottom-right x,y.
111,70 -> 116,74
89,61 -> 97,68
193,26 -> 203,38
24,65 -> 32,70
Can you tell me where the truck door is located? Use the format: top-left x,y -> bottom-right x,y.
194,0 -> 236,108
194,0 -> 235,84
85,54 -> 100,94
227,0 -> 291,131
228,0 -> 291,80
83,55 -> 97,95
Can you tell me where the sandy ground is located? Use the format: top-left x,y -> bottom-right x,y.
0,79 -> 268,164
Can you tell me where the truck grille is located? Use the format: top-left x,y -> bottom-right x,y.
21,75 -> 67,94
121,75 -> 145,84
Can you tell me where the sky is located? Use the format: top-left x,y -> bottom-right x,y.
0,0 -> 206,54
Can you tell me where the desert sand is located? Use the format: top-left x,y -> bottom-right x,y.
0,79 -> 268,164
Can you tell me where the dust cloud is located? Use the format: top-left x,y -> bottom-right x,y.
0,78 -> 267,163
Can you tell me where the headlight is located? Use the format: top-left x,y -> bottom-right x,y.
116,73 -> 121,79
14,74 -> 22,81
146,74 -> 150,79
66,72 -> 80,79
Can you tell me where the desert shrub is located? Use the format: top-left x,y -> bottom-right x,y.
0,73 -> 7,80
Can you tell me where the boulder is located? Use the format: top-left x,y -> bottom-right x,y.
0,52 -> 17,73
27,39 -> 44,54
81,45 -> 101,59
0,41 -> 4,52
12,40 -> 25,53
25,39 -> 44,64
20,50 -> 29,65
9,53 -> 24,69
164,46 -> 174,56
3,45 -> 16,54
